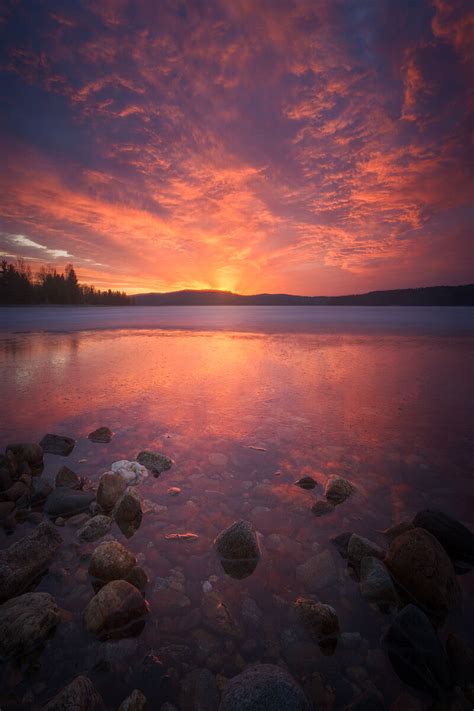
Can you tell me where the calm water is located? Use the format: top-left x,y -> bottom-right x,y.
0,306 -> 473,709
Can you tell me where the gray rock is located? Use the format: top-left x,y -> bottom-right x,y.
88,426 -> 113,443
311,499 -> 335,516
84,579 -> 148,640
55,465 -> 81,489
44,488 -> 95,518
40,434 -> 75,456
219,664 -> 311,711
347,534 -> 385,573
118,689 -> 147,711
330,531 -> 353,558
180,668 -> 220,711
295,476 -> 317,490
42,675 -> 103,710
296,550 -> 338,591
202,591 -> 241,638
113,487 -> 143,538
6,442 -> 43,471
413,509 -> 474,574
0,521 -> 62,603
360,555 -> 397,605
214,520 -> 260,579
324,475 -> 355,504
294,597 -> 340,654
97,471 -> 127,511
136,450 -> 173,476
89,540 -> 137,582
0,592 -> 62,659
77,515 -> 113,542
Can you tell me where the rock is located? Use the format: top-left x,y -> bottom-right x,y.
219,664 -> 310,711
241,597 -> 263,627
84,579 -> 148,639
324,475 -> 355,504
383,604 -> 451,696
126,565 -> 148,591
330,531 -> 353,558
89,540 -> 137,583
0,521 -> 62,603
385,527 -> 460,622
40,434 -> 75,456
97,471 -> 127,511
42,675 -> 103,710
77,515 -> 112,542
44,488 -> 95,518
0,464 -> 12,491
347,534 -> 385,573
118,689 -> 147,711
154,587 -> 191,614
294,597 -> 340,654
446,633 -> 474,690
202,592 -> 241,638
113,487 -> 143,537
6,442 -> 43,471
359,556 -> 397,606
296,550 -> 338,590
0,592 -> 62,659
413,509 -> 474,574
214,520 -> 260,579
311,499 -> 335,516
31,477 -> 53,505
0,500 -> 15,522
180,668 -> 220,711
55,465 -> 81,489
381,521 -> 415,543
137,450 -> 173,476
167,486 -> 181,496
0,480 -> 29,501
111,460 -> 148,485
295,476 -> 317,490
88,426 -> 113,443
345,691 -> 385,710
165,532 -> 199,541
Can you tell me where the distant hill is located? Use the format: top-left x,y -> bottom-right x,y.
134,284 -> 474,306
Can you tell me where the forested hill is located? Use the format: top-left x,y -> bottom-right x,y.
135,284 -> 474,306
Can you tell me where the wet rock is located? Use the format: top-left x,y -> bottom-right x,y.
89,540 -> 137,583
294,597 -> 340,654
40,434 -> 75,456
126,565 -> 148,592
192,627 -> 220,658
296,550 -> 338,591
31,477 -> 53,505
42,675 -> 104,710
0,592 -> 62,659
77,515 -> 112,542
202,591 -> 241,638
0,521 -> 62,603
347,534 -> 385,574
111,460 -> 148,485
359,555 -> 397,606
97,471 -> 127,511
44,488 -> 95,519
345,690 -> 385,710
0,480 -> 29,502
413,509 -> 474,574
383,603 -> 451,696
55,465 -> 81,489
118,689 -> 147,711
113,487 -> 143,537
88,426 -> 113,443
381,520 -> 415,543
241,597 -> 263,627
180,668 -> 220,711
311,499 -> 335,516
324,475 -> 355,504
6,442 -> 43,471
446,633 -> 474,690
0,464 -> 12,492
219,663 -> 311,711
0,500 -> 15,522
84,579 -> 148,639
295,476 -> 317,490
331,531 -> 353,558
385,527 -> 460,622
214,520 -> 260,579
137,450 -> 173,476
154,587 -> 191,614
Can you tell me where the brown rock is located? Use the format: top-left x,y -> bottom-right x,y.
55,466 -> 81,490
96,471 -> 127,511
42,675 -> 103,710
6,443 -> 43,471
84,579 -> 148,639
294,597 -> 340,654
89,540 -> 136,582
324,475 -> 355,504
0,592 -> 62,658
118,689 -> 147,711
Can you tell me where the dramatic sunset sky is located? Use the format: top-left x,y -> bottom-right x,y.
0,1 -> 472,295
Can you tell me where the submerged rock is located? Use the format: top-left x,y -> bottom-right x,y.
311,499 -> 335,516
113,487 -> 143,537
55,465 -> 81,489
40,434 -> 75,456
347,534 -> 385,573
84,579 -> 148,640
0,592 -> 62,659
214,520 -> 260,579
219,663 -> 311,711
294,597 -> 340,654
97,471 -> 127,511
359,555 -> 397,606
296,550 -> 338,591
413,509 -> 474,574
202,591 -> 241,638
111,460 -> 148,485
137,450 -> 173,476
180,668 -> 220,711
383,604 -> 451,696
295,476 -> 317,490
381,521 -> 415,543
89,540 -> 137,583
446,632 -> 474,691
44,488 -> 95,519
88,426 -> 113,443
118,689 -> 147,711
385,527 -> 460,622
31,477 -> 53,505
324,475 -> 355,504
42,675 -> 104,710
0,521 -> 62,603
330,531 -> 353,558
77,515 -> 112,542
6,442 -> 43,471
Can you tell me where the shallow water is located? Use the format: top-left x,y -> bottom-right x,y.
0,307 -> 473,709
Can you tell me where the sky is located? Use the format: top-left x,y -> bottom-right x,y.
0,0 -> 472,295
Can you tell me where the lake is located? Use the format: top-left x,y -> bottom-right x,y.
0,306 -> 473,709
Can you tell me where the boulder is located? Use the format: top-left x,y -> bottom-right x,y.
39,434 -> 75,456
330,531 -> 353,558
42,675 -> 103,710
0,592 -> 62,659
413,509 -> 474,574
385,527 -> 460,622
446,633 -> 474,690
113,487 -> 143,537
0,480 -> 29,502
137,449 -> 173,476
295,476 -> 317,490
44,488 -> 95,519
359,556 -> 397,606
347,534 -> 385,573
88,426 -> 113,443
324,475 -> 355,504
383,604 -> 451,696
0,521 -> 62,603
97,471 -> 127,511
202,591 -> 241,638
126,565 -> 148,592
294,597 -> 340,654
311,499 -> 335,516
381,521 -> 415,543
84,579 -> 148,639
180,668 -> 220,711
215,520 -> 259,563
89,540 -> 137,582
55,465 -> 81,489
6,442 -> 43,471
77,515 -> 112,542
118,689 -> 147,711
219,664 -> 311,711
111,460 -> 148,485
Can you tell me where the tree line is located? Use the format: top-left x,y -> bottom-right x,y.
0,259 -> 134,305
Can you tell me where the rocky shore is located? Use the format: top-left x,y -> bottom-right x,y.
0,432 -> 473,710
